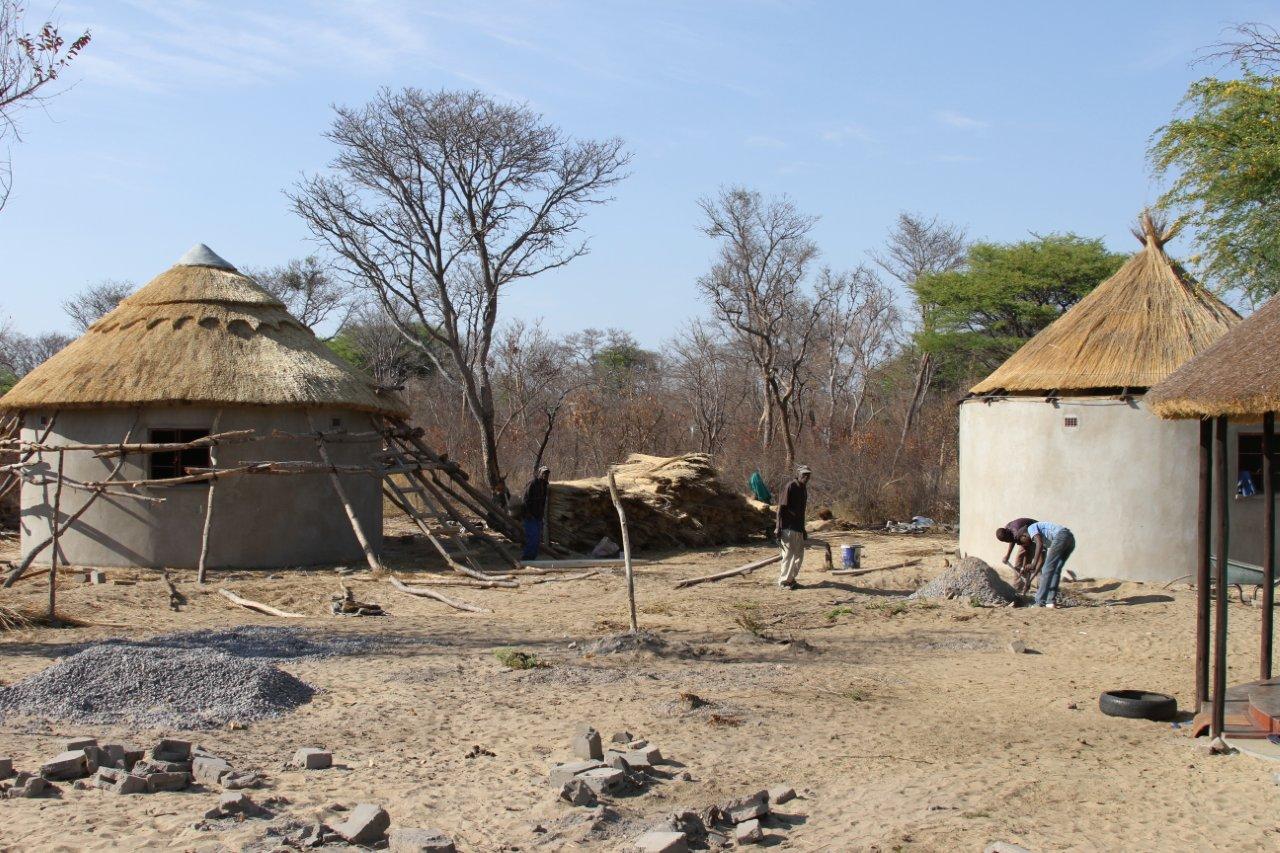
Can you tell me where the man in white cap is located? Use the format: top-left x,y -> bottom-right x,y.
776,465 -> 811,589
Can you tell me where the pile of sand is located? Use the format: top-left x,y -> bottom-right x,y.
909,556 -> 1019,605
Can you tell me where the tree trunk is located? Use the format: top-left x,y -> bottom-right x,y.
890,351 -> 933,475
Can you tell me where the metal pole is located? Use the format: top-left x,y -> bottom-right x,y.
1197,418 -> 1212,705
1263,412 -> 1276,681
1212,415 -> 1230,737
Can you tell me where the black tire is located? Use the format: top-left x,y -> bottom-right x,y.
1099,689 -> 1177,721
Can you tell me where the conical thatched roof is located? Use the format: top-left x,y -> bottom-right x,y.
1148,293 -> 1280,420
0,245 -> 407,416
968,214 -> 1240,396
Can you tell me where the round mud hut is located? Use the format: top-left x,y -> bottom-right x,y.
958,215 -> 1239,583
0,244 -> 408,570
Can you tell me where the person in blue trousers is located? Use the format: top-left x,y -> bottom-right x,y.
1018,520 -> 1076,608
520,466 -> 551,561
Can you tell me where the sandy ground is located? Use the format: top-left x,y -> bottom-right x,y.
1,524 -> 1278,852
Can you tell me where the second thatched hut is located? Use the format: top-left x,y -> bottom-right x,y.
958,214 -> 1239,583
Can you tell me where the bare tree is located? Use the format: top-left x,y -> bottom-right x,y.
290,88 -> 630,488
872,212 -> 967,469
246,256 -> 349,334
0,327 -> 70,376
1198,21 -> 1280,72
337,301 -> 432,387
697,187 -> 825,467
1,2 -> 90,211
811,265 -> 900,448
669,320 -> 748,455
62,279 -> 132,331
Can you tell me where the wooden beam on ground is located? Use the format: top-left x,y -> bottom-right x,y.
529,570 -> 601,585
218,588 -> 305,618
389,576 -> 490,612
830,558 -> 922,576
675,553 -> 782,589
520,558 -> 641,569
308,410 -> 382,575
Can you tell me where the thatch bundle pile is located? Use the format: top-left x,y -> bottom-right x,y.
547,453 -> 771,552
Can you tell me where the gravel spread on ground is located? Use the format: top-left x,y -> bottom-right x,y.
909,556 -> 1019,606
102,625 -> 407,660
0,645 -> 315,728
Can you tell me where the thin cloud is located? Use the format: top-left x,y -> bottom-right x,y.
820,123 -> 871,144
745,135 -> 786,149
935,110 -> 988,130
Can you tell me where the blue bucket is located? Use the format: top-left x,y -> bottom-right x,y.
841,544 -> 862,569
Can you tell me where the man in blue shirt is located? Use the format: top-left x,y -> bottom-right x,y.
1017,520 -> 1076,608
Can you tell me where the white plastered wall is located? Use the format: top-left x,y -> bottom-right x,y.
959,396 -> 1202,584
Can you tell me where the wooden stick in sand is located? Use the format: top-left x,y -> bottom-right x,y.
388,576 -> 490,613
196,409 -> 223,584
218,588 -> 305,618
606,467 -> 638,633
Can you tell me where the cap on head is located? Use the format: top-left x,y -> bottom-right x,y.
796,465 -> 812,477
538,466 -> 550,476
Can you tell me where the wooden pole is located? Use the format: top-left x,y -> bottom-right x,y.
197,409 -> 223,585
1212,415 -> 1230,737
1196,418 -> 1212,705
1263,411 -> 1276,681
47,448 -> 65,623
308,411 -> 382,575
607,468 -> 638,633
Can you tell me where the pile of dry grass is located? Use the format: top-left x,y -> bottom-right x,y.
547,453 -> 772,552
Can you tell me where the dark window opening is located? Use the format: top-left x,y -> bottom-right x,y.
1064,416 -> 1079,428
1239,434 -> 1265,497
149,428 -> 211,481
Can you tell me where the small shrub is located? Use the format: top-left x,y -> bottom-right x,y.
494,648 -> 545,670
826,606 -> 855,622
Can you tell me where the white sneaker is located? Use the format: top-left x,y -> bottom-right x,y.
1045,602 -> 1056,609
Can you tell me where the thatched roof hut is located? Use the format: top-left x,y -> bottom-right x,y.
959,213 -> 1242,584
2,245 -> 403,570
0,244 -> 406,417
1148,293 -> 1280,420
969,213 -> 1239,396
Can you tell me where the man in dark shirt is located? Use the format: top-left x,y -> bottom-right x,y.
776,465 -> 811,589
521,467 -> 551,561
996,517 -> 1036,592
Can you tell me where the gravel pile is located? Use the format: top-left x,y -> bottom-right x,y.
909,556 -> 1018,606
0,645 -> 314,728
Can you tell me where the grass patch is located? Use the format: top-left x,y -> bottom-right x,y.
641,602 -> 673,616
867,600 -> 909,617
494,648 -> 546,670
961,810 -> 991,819
825,606 -> 855,622
837,688 -> 869,701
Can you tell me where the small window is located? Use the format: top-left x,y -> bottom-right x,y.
331,417 -> 342,428
149,428 -> 211,481
1239,434 -> 1265,496
1064,416 -> 1079,428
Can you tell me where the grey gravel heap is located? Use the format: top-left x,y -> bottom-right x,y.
0,645 -> 314,728
908,556 -> 1019,606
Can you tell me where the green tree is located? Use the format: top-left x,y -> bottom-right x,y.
1150,74 -> 1280,302
913,234 -> 1126,382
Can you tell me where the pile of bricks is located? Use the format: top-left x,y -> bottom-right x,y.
273,803 -> 456,851
633,786 -> 798,851
549,724 -> 670,807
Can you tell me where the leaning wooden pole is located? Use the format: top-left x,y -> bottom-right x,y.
1212,415 -> 1230,738
1196,418 -> 1212,706
607,468 -> 638,633
307,411 -> 382,575
47,448 -> 66,623
196,409 -> 223,584
1263,412 -> 1276,681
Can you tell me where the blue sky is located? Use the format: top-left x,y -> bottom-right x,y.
0,0 -> 1272,343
